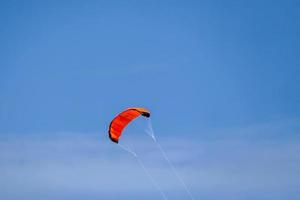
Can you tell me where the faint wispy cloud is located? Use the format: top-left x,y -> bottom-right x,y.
0,118 -> 299,200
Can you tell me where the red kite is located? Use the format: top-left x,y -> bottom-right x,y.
108,108 -> 150,143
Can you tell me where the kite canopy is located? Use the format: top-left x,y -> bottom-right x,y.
108,107 -> 150,143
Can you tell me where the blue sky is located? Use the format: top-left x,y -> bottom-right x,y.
0,1 -> 300,199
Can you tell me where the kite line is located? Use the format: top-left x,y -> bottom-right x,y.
146,119 -> 195,200
117,144 -> 168,200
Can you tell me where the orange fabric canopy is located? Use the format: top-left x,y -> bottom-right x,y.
108,108 -> 150,143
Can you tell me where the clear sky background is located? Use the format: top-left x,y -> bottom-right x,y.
0,1 -> 300,200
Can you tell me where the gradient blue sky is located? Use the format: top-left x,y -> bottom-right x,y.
0,1 -> 300,199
